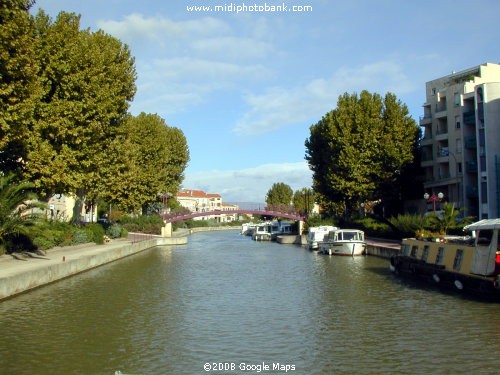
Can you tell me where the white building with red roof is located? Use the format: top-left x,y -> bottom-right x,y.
176,189 -> 240,222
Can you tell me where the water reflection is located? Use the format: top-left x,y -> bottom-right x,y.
0,230 -> 499,374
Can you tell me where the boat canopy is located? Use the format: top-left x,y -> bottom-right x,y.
463,219 -> 500,231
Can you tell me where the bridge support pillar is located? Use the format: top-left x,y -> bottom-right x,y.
298,220 -> 304,235
161,222 -> 172,238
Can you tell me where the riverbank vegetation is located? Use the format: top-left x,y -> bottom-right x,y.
0,2 -> 189,252
305,91 -> 422,219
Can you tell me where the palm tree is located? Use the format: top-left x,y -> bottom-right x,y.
427,202 -> 474,235
0,173 -> 45,253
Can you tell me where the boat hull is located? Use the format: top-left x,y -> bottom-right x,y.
390,255 -> 500,301
319,241 -> 366,256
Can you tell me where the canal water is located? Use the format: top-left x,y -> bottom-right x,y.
0,230 -> 499,375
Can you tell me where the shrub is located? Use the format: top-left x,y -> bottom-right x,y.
388,214 -> 428,238
33,237 -> 56,250
107,224 -> 123,239
71,229 -> 89,244
119,214 -> 163,234
85,223 -> 105,244
353,217 -> 393,238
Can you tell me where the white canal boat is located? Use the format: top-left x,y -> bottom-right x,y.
252,221 -> 293,241
318,228 -> 366,256
306,226 -> 338,251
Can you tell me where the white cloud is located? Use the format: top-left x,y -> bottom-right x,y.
183,162 -> 312,203
97,13 -> 230,45
233,60 -> 417,136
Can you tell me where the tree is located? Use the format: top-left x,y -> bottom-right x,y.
0,173 -> 45,253
427,202 -> 474,235
97,113 -> 189,212
0,0 -> 39,173
24,11 -> 137,199
305,91 -> 419,219
265,182 -> 293,208
292,188 -> 314,216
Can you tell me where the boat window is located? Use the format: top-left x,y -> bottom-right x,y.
410,245 -> 418,258
477,229 -> 493,246
402,244 -> 410,256
344,232 -> 357,241
436,247 -> 445,265
453,249 -> 464,271
421,246 -> 429,262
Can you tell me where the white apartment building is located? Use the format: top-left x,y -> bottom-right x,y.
420,62 -> 500,219
176,189 -> 240,222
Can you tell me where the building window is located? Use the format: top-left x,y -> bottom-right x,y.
454,92 -> 460,106
481,181 -> 488,203
421,245 -> 429,263
453,249 -> 464,271
455,115 -> 461,129
457,162 -> 462,174
436,247 -> 445,265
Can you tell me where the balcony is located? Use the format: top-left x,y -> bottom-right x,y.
466,161 -> 478,173
419,114 -> 432,125
464,137 -> 477,149
466,186 -> 478,198
463,110 -> 476,125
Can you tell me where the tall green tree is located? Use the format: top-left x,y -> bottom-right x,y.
24,11 -> 137,199
0,0 -> 39,173
265,182 -> 293,208
305,91 -> 419,218
292,188 -> 314,216
98,113 -> 189,212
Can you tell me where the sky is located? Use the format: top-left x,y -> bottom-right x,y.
32,0 -> 500,203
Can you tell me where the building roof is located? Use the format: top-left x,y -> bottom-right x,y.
177,189 -> 221,198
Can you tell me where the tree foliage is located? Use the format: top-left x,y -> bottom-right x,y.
98,113 -> 189,211
0,4 -> 190,219
292,188 -> 314,216
305,91 -> 420,218
265,182 -> 293,208
0,0 -> 39,173
24,11 -> 137,198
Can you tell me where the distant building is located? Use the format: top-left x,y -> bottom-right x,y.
420,62 -> 500,219
176,189 -> 240,222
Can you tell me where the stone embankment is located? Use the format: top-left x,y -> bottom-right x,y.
0,234 -> 186,301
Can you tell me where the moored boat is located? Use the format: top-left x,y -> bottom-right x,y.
389,219 -> 500,300
318,228 -> 366,256
306,225 -> 337,251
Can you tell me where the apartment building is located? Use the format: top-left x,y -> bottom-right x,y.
420,62 -> 500,219
176,189 -> 240,222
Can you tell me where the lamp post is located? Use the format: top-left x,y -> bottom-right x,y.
424,192 -> 444,212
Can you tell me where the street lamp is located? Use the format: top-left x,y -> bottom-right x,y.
424,192 -> 444,212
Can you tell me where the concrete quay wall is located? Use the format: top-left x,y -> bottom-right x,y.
0,236 -> 186,301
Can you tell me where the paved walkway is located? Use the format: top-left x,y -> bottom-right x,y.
0,238 -> 133,279
365,237 -> 401,250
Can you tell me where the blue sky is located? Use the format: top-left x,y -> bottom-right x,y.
32,0 -> 500,203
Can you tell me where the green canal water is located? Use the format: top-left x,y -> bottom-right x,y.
0,230 -> 499,374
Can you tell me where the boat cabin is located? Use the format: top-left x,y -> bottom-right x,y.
325,229 -> 365,242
